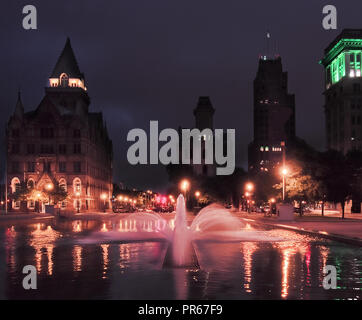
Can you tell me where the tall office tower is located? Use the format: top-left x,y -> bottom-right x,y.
320,29 -> 362,154
248,56 -> 296,172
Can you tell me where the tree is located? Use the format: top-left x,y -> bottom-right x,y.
10,181 -> 31,202
273,161 -> 321,216
319,150 -> 353,219
48,184 -> 68,205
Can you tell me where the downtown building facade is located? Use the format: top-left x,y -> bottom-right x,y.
6,38 -> 113,213
248,55 -> 296,172
320,29 -> 362,213
320,29 -> 362,154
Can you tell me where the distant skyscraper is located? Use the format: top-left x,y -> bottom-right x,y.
320,29 -> 362,154
192,96 -> 216,177
248,56 -> 296,172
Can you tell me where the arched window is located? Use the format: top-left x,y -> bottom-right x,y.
27,179 -> 35,189
11,177 -> 20,193
60,73 -> 69,87
73,178 -> 81,194
10,177 -> 21,209
59,178 -> 67,191
59,178 -> 67,209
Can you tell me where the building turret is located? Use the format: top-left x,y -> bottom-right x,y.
193,96 -> 215,130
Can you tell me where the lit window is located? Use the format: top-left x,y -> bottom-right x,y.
265,146 -> 269,152
350,70 -> 355,78
357,70 -> 361,77
260,147 -> 264,152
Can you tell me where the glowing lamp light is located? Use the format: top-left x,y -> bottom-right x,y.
75,192 -> 80,197
270,198 -> 276,203
245,182 -> 254,192
118,195 -> 123,201
46,183 -> 53,191
100,193 -> 107,200
281,167 -> 288,176
245,192 -> 250,197
36,193 -> 41,198
195,191 -> 201,198
180,179 -> 190,192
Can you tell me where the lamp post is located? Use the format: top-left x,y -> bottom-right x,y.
36,192 -> 41,213
75,192 -> 81,213
180,179 -> 190,200
195,191 -> 201,207
45,183 -> 53,204
244,182 -> 254,212
281,167 -> 288,202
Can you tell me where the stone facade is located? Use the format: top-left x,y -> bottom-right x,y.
6,38 -> 113,213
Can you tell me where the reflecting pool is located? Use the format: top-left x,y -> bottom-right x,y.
0,218 -> 361,300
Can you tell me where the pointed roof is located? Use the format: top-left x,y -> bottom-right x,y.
14,91 -> 24,118
194,96 -> 215,114
50,38 -> 83,78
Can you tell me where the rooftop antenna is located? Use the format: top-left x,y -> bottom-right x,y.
266,30 -> 271,60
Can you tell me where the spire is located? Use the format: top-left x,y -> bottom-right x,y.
50,37 -> 83,79
261,31 -> 279,61
193,96 -> 215,130
14,90 -> 24,118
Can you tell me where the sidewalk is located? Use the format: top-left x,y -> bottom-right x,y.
235,211 -> 362,246
0,210 -> 117,222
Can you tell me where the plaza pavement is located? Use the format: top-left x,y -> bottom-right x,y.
235,210 -> 362,246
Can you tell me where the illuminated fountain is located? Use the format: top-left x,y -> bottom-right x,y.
80,195 -> 282,267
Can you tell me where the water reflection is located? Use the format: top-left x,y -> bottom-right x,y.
72,245 -> 82,272
30,224 -> 59,275
0,220 -> 361,299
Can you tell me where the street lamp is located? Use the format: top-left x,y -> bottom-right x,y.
180,179 -> 190,197
244,182 -> 254,212
195,191 -> 201,207
281,167 -> 288,202
45,183 -> 53,205
245,182 -> 254,192
36,192 -> 41,213
100,193 -> 107,212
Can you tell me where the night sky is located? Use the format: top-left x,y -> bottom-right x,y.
1,0 -> 361,192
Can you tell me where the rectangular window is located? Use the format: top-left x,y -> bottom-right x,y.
40,128 -> 54,139
40,145 -> 54,154
27,162 -> 35,172
73,144 -> 81,154
354,83 -> 361,93
73,129 -> 81,138
59,144 -> 67,154
44,162 -> 51,173
59,162 -> 66,173
73,162 -> 81,173
27,144 -> 35,154
12,129 -> 20,138
12,162 -> 19,173
12,144 -> 20,154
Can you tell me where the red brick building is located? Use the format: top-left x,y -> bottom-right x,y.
6,38 -> 113,213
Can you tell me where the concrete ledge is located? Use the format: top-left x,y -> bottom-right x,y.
241,217 -> 362,247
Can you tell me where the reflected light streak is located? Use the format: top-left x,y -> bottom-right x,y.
72,245 -> 82,272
